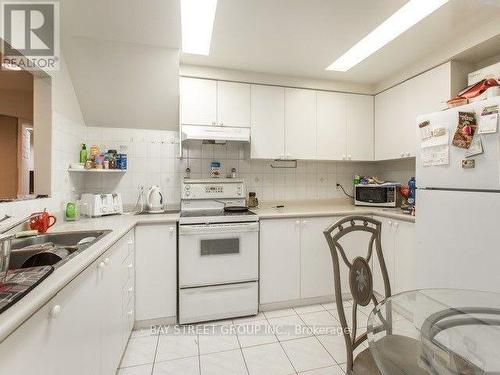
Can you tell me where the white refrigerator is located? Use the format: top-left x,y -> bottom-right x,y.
416,96 -> 500,292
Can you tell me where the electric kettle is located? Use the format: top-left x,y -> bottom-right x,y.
146,185 -> 164,213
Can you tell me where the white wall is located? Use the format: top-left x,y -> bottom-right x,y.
0,53 -> 86,218
78,126 -> 396,206
180,64 -> 374,94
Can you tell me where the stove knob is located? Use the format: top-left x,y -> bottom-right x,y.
101,207 -> 107,213
185,185 -> 190,190
185,191 -> 190,197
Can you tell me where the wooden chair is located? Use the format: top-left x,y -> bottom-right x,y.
323,216 -> 425,375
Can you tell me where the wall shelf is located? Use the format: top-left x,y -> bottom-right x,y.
68,169 -> 127,173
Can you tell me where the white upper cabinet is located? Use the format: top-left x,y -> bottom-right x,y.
180,77 -> 251,128
375,84 -> 405,161
375,62 -> 456,160
346,94 -> 374,161
217,81 -> 251,127
285,88 -> 317,160
316,91 -> 346,161
250,84 -> 285,159
180,77 -> 217,126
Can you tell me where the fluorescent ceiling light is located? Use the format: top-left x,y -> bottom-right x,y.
326,0 -> 450,72
181,0 -> 218,55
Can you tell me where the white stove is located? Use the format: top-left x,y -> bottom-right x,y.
178,178 -> 259,324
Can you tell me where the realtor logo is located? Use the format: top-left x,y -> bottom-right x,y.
1,1 -> 60,70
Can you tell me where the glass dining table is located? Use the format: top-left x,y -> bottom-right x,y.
367,289 -> 500,374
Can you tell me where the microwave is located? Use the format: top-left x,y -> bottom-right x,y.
354,184 -> 401,207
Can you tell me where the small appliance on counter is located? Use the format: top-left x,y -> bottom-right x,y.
79,193 -> 123,217
146,185 -> 164,214
354,183 -> 402,207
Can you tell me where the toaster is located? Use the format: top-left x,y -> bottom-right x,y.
80,193 -> 123,217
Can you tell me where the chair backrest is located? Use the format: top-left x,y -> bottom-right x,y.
323,215 -> 391,371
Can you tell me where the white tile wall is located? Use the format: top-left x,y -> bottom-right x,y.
80,126 -> 396,205
1,121 -> 417,219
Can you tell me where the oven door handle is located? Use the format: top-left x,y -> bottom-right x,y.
179,222 -> 259,235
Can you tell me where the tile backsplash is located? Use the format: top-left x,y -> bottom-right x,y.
79,126 -> 416,206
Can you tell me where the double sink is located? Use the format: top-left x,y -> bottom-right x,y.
8,230 -> 111,270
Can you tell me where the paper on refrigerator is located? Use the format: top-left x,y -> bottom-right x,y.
421,126 -> 450,167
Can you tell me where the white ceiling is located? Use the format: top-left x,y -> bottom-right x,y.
181,0 -> 500,84
60,0 -> 181,130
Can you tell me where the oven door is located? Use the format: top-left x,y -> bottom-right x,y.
179,222 -> 259,287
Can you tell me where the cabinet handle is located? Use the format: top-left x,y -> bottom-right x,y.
220,122 -> 224,126
279,154 -> 284,159
400,152 -> 405,158
104,257 -> 110,265
127,263 -> 133,269
302,220 -> 307,225
211,121 -> 216,125
98,261 -> 105,269
393,222 -> 399,228
128,287 -> 134,293
127,310 -> 133,316
169,227 -> 174,236
406,152 -> 411,157
387,220 -> 392,226
348,155 -> 352,160
127,240 -> 133,246
286,153 -> 291,159
342,155 -> 346,160
295,220 -> 300,226
50,305 -> 61,318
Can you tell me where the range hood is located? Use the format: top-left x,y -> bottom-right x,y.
181,125 -> 250,143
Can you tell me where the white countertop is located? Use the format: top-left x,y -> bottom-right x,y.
0,200 -> 413,342
253,199 -> 415,223
0,212 -> 179,342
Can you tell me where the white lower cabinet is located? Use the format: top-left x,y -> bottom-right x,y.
0,229 -> 135,375
260,216 -> 375,305
373,218 -> 415,296
260,218 -> 301,304
135,223 -> 177,322
393,220 -> 416,294
260,216 -> 415,307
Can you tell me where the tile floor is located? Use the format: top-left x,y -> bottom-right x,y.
117,302 -> 378,375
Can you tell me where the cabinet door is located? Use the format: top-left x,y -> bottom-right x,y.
346,94 -> 374,161
260,219 -> 301,304
393,220 -> 415,294
53,264 -> 101,375
300,217 -> 336,299
285,88 -> 317,160
250,84 -> 285,159
316,92 -> 346,160
372,218 -> 395,297
0,300 -> 57,375
217,81 -> 251,127
180,77 -> 217,126
403,64 -> 451,158
100,242 -> 125,375
135,224 -> 177,320
375,84 -> 405,160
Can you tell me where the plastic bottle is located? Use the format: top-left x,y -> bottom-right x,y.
79,144 -> 87,163
408,177 -> 416,206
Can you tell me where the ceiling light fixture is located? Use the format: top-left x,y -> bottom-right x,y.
326,0 -> 450,72
181,0 -> 218,55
